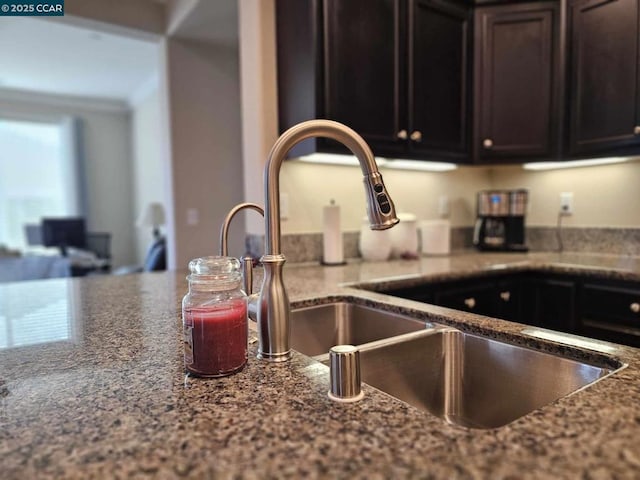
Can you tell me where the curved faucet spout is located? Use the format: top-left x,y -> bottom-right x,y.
264,120 -> 399,255
219,202 -> 265,296
219,202 -> 265,257
258,119 -> 399,362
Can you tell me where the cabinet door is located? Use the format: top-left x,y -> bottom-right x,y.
578,282 -> 640,347
494,278 -> 521,322
530,278 -> 577,332
568,0 -> 640,156
322,0 -> 407,154
383,285 -> 435,304
474,2 -> 561,162
409,0 -> 472,160
434,282 -> 496,317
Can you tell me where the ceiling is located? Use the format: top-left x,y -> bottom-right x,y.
170,1 -> 238,47
0,17 -> 159,102
0,1 -> 238,104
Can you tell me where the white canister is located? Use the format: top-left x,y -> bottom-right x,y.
389,213 -> 419,259
358,217 -> 392,262
420,219 -> 451,256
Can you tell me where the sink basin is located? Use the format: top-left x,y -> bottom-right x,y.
290,302 -> 429,358
358,329 -> 618,429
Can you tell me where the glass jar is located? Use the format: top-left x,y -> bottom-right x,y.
182,256 -> 248,377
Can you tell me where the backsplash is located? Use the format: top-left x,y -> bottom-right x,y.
527,227 -> 640,256
246,227 -> 640,263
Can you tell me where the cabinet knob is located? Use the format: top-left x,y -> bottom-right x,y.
410,130 -> 422,142
397,130 -> 408,140
464,297 -> 476,309
500,291 -> 511,302
634,126 -> 640,136
631,302 -> 640,313
483,138 -> 493,149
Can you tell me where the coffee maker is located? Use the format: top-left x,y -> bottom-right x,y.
473,189 -> 528,252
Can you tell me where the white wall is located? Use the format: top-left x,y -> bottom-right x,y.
238,0 -> 278,236
131,83 -> 164,264
277,158 -> 640,234
0,89 -> 136,267
162,38 -> 244,269
489,160 -> 640,227
279,161 -> 490,232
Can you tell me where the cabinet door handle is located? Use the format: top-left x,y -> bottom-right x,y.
634,126 -> 640,135
500,291 -> 511,302
397,130 -> 408,140
483,138 -> 493,148
464,297 -> 476,309
631,302 -> 640,313
410,130 -> 422,142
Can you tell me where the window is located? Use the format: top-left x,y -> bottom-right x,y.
0,280 -> 76,349
0,116 -> 82,251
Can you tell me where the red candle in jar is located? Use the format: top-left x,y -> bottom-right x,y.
183,298 -> 247,377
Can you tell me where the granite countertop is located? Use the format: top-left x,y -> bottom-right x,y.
2,251 -> 640,478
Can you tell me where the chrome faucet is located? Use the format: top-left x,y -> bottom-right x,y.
257,119 -> 399,362
219,202 -> 265,295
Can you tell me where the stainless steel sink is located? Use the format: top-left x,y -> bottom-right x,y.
290,302 -> 429,358
358,329 -> 618,429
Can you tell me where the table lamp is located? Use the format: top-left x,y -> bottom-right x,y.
137,202 -> 166,240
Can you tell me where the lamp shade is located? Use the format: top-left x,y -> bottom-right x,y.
137,202 -> 166,228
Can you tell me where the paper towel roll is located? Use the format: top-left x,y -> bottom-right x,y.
322,200 -> 344,265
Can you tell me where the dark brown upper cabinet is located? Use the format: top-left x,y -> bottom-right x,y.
473,1 -> 562,163
276,0 -> 472,162
567,0 -> 640,157
409,0 -> 472,160
277,0 -> 640,165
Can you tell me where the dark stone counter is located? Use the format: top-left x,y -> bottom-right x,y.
1,252 -> 640,478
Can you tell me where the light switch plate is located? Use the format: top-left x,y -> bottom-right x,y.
186,208 -> 199,226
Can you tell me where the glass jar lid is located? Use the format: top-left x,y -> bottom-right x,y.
187,256 -> 242,286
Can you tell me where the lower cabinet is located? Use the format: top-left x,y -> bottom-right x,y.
380,272 -> 640,348
521,276 -> 577,332
577,281 -> 640,347
384,275 -> 524,322
433,281 -> 497,316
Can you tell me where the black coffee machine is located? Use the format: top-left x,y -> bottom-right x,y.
473,189 -> 528,252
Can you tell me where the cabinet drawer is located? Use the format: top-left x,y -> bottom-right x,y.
579,282 -> 640,347
434,284 -> 496,316
582,283 -> 640,323
580,321 -> 640,348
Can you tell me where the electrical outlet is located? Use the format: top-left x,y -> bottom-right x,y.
560,192 -> 573,216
